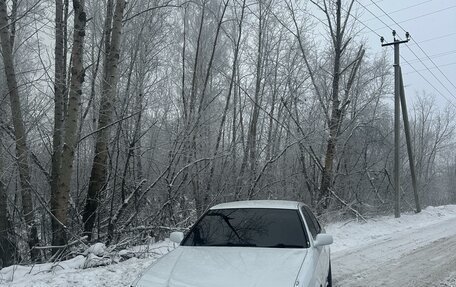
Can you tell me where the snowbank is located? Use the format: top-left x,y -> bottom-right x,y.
326,205 -> 456,253
0,240 -> 175,287
1,205 -> 455,286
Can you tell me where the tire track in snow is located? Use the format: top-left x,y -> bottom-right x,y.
332,216 -> 456,287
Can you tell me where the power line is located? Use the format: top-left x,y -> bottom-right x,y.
364,0 -> 433,22
303,9 -> 330,29
403,50 -> 456,65
366,0 -> 411,35
374,4 -> 456,31
408,32 -> 456,46
367,0 -> 456,98
353,0 -> 456,107
409,41 -> 456,91
400,55 -> 456,109
382,0 -> 432,15
365,0 -> 384,8
403,62 -> 456,75
351,14 -> 381,37
339,3 -> 382,38
354,0 -> 393,34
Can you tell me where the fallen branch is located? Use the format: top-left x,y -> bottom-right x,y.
32,237 -> 87,250
329,188 -> 367,223
122,225 -> 190,233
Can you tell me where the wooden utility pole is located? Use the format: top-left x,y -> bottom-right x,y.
382,30 -> 421,218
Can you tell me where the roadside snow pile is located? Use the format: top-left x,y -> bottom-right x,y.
1,205 -> 455,287
326,205 -> 456,253
0,240 -> 175,286
0,256 -> 86,284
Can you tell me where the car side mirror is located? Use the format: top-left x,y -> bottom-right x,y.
170,231 -> 184,244
314,234 -> 333,247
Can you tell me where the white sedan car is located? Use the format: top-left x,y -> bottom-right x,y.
131,200 -> 333,287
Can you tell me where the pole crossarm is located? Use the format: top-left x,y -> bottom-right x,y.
382,39 -> 410,46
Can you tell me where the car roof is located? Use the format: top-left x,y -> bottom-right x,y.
210,200 -> 303,210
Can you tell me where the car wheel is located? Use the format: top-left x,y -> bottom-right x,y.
326,262 -> 332,287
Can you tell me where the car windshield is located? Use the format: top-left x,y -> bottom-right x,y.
181,208 -> 308,248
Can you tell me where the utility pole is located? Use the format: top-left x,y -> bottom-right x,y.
399,69 -> 421,214
381,30 -> 421,218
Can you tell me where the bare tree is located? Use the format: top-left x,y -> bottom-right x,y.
204,0 -> 246,200
412,94 -> 456,205
83,0 -> 127,240
50,0 -> 68,249
53,0 -> 88,246
0,0 -> 454,265
287,0 -> 364,211
0,144 -> 15,267
0,0 -> 39,260
236,0 -> 273,200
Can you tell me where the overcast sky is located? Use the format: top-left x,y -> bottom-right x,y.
353,0 -> 456,108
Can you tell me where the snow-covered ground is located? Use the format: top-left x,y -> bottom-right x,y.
0,241 -> 176,287
1,205 -> 456,287
328,205 -> 456,286
326,205 -> 456,254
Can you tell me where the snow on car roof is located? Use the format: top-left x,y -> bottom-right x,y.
210,200 -> 302,210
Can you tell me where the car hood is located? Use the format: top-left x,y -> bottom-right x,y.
134,246 -> 307,287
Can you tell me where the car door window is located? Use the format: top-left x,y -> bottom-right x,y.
304,206 -> 321,235
301,207 -> 318,238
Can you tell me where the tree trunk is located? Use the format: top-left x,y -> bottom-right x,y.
0,0 -> 39,261
83,0 -> 126,240
244,0 -> 266,199
185,2 -> 205,217
50,0 -> 67,249
53,0 -> 88,246
318,0 -> 343,211
319,47 -> 364,212
0,154 -> 15,268
204,0 -> 246,198
236,0 -> 266,199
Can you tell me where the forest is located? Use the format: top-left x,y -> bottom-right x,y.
0,0 -> 455,267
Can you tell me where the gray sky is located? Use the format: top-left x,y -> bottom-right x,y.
355,0 -> 456,108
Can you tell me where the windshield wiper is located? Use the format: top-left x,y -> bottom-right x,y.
266,243 -> 304,248
207,242 -> 257,247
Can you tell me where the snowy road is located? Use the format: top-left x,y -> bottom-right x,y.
332,216 -> 456,287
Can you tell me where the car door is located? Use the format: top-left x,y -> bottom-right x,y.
301,206 -> 329,287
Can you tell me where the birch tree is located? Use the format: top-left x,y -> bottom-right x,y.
52,0 -> 88,246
